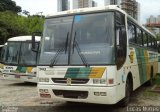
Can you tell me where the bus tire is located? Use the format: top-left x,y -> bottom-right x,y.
118,76 -> 132,107
147,67 -> 154,86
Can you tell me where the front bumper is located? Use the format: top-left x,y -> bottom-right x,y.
38,84 -> 119,104
3,73 -> 37,83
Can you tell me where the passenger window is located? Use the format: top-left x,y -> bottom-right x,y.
137,28 -> 143,46
143,33 -> 148,47
128,22 -> 136,44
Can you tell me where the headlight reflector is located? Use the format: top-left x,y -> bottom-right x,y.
93,79 -> 106,84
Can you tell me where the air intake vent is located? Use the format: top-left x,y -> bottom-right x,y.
52,78 -> 89,84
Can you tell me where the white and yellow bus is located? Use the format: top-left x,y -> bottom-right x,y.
33,6 -> 159,106
3,36 -> 40,83
0,44 -> 5,72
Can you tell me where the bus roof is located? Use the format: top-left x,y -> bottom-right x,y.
46,5 -> 156,38
46,5 -> 126,18
7,36 -> 41,42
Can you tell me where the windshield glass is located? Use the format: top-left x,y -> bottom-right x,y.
5,42 -> 38,65
39,12 -> 115,65
19,42 -> 38,65
0,45 -> 7,63
5,42 -> 20,64
39,16 -> 73,65
71,12 -> 115,65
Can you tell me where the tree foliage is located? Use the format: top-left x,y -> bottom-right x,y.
156,33 -> 160,41
0,0 -> 21,13
0,0 -> 44,44
0,11 -> 44,44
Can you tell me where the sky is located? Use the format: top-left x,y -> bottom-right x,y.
12,0 -> 160,24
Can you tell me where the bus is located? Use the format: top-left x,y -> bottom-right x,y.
158,54 -> 160,74
3,36 -> 40,83
0,45 -> 5,72
33,6 -> 159,106
157,41 -> 160,74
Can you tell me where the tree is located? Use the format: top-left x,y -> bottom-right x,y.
0,0 -> 21,13
156,33 -> 160,41
0,11 -> 44,44
22,10 -> 30,16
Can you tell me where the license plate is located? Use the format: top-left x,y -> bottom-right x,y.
15,75 -> 20,78
28,76 -> 33,79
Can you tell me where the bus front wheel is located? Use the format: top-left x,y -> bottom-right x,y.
146,67 -> 154,86
118,76 -> 132,107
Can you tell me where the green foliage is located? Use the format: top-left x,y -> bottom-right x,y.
156,33 -> 160,41
155,74 -> 160,86
0,11 -> 44,44
0,0 -> 21,13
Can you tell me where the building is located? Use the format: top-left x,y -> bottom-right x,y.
146,15 -> 160,34
58,0 -> 98,11
78,0 -> 92,8
72,0 -> 93,9
57,0 -> 69,12
121,0 -> 140,21
92,1 -> 98,7
104,0 -> 140,22
104,0 -> 121,5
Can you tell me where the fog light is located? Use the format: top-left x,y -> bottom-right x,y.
39,89 -> 49,93
94,92 -> 100,96
3,75 -> 8,77
100,92 -> 107,96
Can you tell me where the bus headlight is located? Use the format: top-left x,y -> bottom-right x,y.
93,79 -> 106,84
39,78 -> 49,82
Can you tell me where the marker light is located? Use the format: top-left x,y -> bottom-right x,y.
108,79 -> 114,84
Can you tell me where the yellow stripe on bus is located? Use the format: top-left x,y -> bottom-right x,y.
89,67 -> 106,78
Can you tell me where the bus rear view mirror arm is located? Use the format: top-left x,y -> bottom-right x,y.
32,31 -> 42,52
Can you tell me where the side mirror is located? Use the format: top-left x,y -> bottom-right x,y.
32,32 -> 42,52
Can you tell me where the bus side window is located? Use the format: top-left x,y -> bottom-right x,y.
137,28 -> 143,46
128,22 -> 136,44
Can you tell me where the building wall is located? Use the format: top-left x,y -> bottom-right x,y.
146,15 -> 160,24
72,0 -> 93,9
78,0 -> 92,8
104,0 -> 140,22
92,1 -> 98,7
146,15 -> 160,34
104,0 -> 121,6
121,0 -> 140,21
57,0 -> 69,12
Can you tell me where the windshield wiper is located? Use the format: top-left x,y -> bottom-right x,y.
73,32 -> 89,67
50,32 -> 69,67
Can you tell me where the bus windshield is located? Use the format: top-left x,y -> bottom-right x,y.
5,42 -> 37,65
19,42 -> 37,65
0,45 -> 6,63
39,12 -> 115,65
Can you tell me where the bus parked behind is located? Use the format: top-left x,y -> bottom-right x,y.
3,36 -> 40,83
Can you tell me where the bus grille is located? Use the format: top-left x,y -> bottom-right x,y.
51,78 -> 89,84
53,90 -> 88,99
